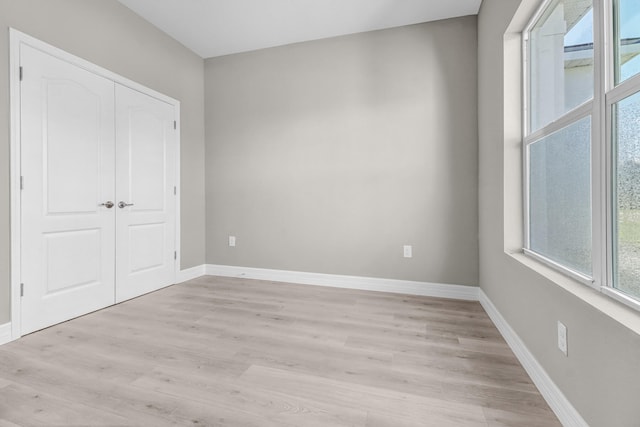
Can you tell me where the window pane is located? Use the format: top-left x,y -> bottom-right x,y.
613,91 -> 640,299
614,0 -> 640,84
529,0 -> 593,133
529,116 -> 592,275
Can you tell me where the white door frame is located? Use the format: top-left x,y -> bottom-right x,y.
9,29 -> 181,341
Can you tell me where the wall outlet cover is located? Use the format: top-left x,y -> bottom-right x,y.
557,321 -> 568,356
403,245 -> 412,258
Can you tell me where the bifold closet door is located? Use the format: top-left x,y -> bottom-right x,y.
20,45 -> 116,335
114,84 -> 177,302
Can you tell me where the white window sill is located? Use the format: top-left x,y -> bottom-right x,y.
506,251 -> 640,336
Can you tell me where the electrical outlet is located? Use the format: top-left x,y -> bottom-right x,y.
403,245 -> 412,258
229,236 -> 236,247
557,321 -> 568,356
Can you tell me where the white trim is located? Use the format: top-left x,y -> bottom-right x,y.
605,73 -> 616,297
478,290 -> 589,427
523,248 -> 595,288
524,101 -> 593,145
9,29 -> 22,340
173,103 -> 181,285
523,141 -> 531,248
601,286 -> 640,312
606,72 -> 640,104
522,0 -> 553,43
591,0 -> 606,292
205,264 -> 479,300
603,0 -> 615,91
176,265 -> 206,283
0,323 -> 13,346
9,28 -> 181,339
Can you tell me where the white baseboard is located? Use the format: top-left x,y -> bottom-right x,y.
0,323 -> 13,345
205,264 -> 479,300
478,290 -> 588,427
176,265 -> 206,283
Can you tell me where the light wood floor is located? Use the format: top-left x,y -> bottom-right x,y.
0,276 -> 561,426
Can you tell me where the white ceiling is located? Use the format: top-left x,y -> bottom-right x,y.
117,0 -> 482,58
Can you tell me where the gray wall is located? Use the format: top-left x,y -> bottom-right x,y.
478,1 -> 640,425
204,17 -> 479,286
0,0 -> 206,323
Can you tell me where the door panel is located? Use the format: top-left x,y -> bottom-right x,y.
20,44 -> 116,334
129,223 -> 166,273
45,82 -> 103,214
129,110 -> 166,211
44,229 -> 102,294
115,84 -> 176,302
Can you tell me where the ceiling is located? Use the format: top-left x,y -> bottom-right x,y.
117,0 -> 482,59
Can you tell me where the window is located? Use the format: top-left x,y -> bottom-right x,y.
528,0 -> 594,133
524,0 -> 640,309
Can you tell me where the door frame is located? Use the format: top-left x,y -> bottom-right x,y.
9,29 -> 181,340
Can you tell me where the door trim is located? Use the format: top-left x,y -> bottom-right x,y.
9,29 -> 181,340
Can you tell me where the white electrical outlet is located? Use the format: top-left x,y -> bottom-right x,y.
229,236 -> 236,247
403,245 -> 412,258
557,321 -> 568,356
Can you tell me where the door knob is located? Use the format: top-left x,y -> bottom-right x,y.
100,201 -> 114,209
118,201 -> 134,209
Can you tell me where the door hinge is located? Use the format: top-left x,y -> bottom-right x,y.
19,66 -> 23,81
174,120 -> 176,130
20,176 -> 24,190
20,283 -> 24,297
174,186 -> 176,195
174,251 -> 177,260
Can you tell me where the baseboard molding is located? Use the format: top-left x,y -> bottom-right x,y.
478,290 -> 588,427
176,264 -> 206,283
205,264 -> 479,300
0,323 -> 13,346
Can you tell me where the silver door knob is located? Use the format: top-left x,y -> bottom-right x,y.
100,201 -> 114,209
118,201 -> 134,209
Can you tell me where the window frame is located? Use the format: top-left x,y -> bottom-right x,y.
522,0 -> 640,311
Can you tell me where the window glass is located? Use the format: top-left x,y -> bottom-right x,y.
524,0 -> 640,306
529,0 -> 593,132
529,116 -> 592,275
613,90 -> 640,299
614,0 -> 640,84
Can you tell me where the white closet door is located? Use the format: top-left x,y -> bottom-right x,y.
115,84 -> 177,302
20,45 -> 116,335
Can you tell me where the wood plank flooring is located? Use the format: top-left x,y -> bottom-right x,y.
0,276 -> 561,426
